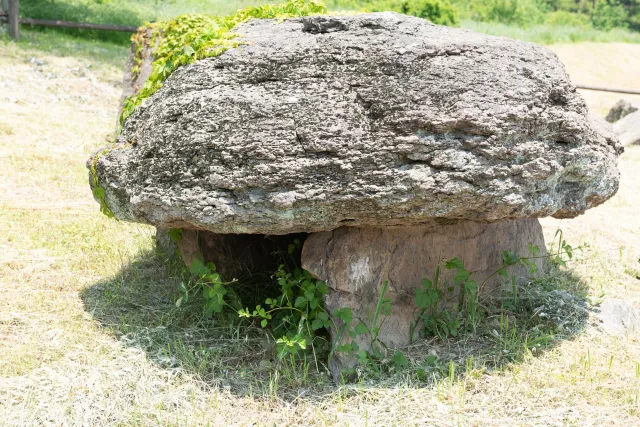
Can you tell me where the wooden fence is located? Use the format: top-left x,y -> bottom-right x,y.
0,0 -> 136,41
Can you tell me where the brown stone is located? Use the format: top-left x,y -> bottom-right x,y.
301,219 -> 545,372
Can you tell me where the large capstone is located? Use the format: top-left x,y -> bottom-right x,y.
90,12 -> 621,235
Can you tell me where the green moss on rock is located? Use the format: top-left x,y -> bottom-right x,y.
119,0 -> 327,126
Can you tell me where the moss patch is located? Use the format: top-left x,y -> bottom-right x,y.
90,142 -> 135,218
119,0 -> 327,126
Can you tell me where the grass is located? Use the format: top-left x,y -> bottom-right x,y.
2,24 -> 640,426
547,43 -> 640,117
462,20 -> 640,44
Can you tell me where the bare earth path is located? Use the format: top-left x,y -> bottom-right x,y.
1,32 -> 639,426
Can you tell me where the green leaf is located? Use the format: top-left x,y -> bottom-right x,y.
454,269 -> 471,283
445,258 -> 464,270
334,308 -> 353,324
175,297 -> 183,308
415,288 -> 431,309
316,281 -> 329,294
311,318 -> 324,330
261,319 -> 268,328
208,272 -> 222,285
189,258 -> 206,276
465,280 -> 477,293
528,242 -> 541,256
337,344 -> 354,353
501,250 -> 520,266
391,351 -> 408,368
294,296 -> 307,308
178,282 -> 187,294
354,321 -> 368,335
183,45 -> 196,56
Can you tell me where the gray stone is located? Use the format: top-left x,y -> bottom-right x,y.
596,299 -> 640,336
613,110 -> 640,147
301,218 -> 546,371
606,99 -> 639,123
90,12 -> 621,235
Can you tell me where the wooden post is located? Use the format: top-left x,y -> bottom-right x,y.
8,0 -> 18,40
0,0 -> 7,34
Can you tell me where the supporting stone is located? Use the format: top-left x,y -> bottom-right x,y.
155,227 -> 177,256
301,219 -> 546,373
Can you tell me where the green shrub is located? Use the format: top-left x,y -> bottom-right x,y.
329,0 -> 460,26
384,0 -> 460,26
464,0 -> 547,26
591,0 -> 629,30
544,10 -> 591,27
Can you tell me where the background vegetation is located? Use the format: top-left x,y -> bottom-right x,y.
10,0 -> 640,44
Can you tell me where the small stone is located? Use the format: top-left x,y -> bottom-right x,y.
605,99 -> 639,123
613,110 -> 640,147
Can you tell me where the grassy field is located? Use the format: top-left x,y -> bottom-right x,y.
1,26 -> 640,426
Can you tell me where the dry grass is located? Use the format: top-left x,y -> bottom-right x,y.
1,30 -> 640,426
549,43 -> 640,117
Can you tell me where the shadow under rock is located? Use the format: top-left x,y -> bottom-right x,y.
80,247 -> 592,400
79,247 -> 336,399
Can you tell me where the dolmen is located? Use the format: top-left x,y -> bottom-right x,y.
89,12 -> 622,371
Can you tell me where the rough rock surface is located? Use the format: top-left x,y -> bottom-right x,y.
301,219 -> 545,360
606,99 -> 639,123
90,12 -> 621,235
614,110 -> 640,147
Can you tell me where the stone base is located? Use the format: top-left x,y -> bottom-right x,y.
301,219 -> 546,374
